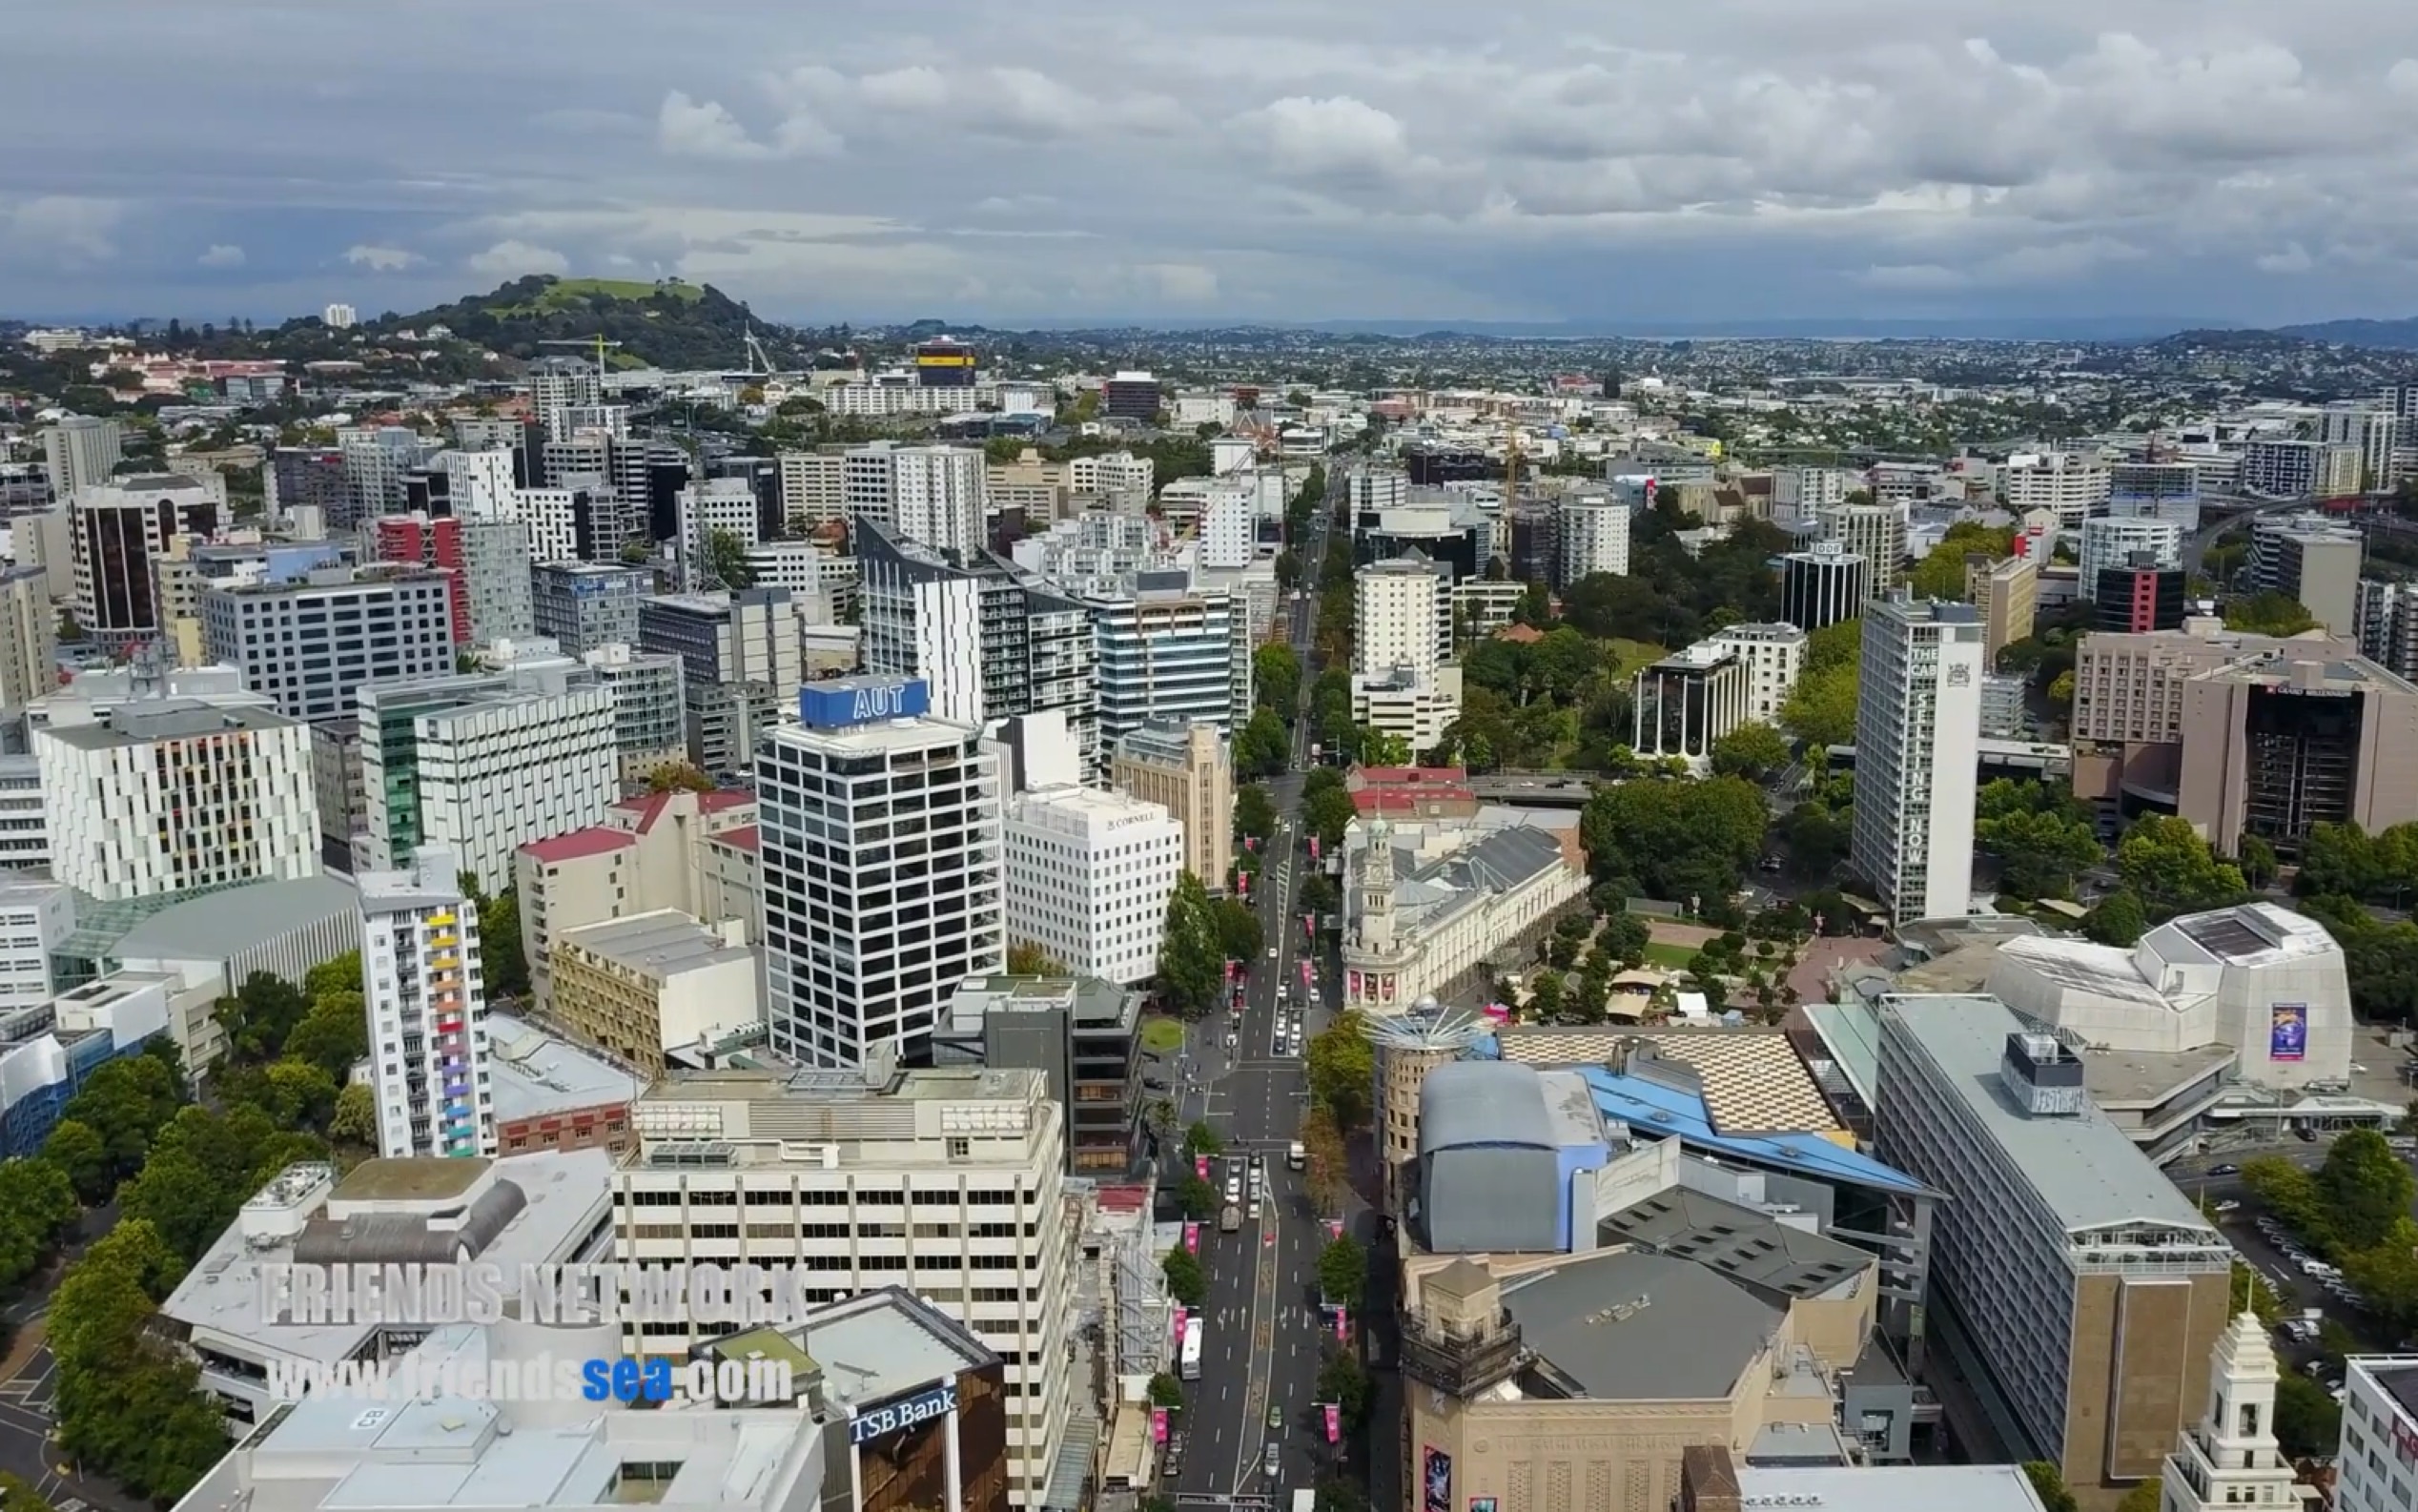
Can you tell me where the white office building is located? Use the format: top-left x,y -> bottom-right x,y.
756,678 -> 1004,1068
616,1059 -> 1073,1510
1355,557 -> 1449,681
0,758 -> 50,876
2001,451 -> 2112,528
678,477 -> 764,578
2078,516 -> 2185,600
360,847 -> 498,1159
0,878 -> 72,1011
1087,581 -> 1252,752
41,415 -> 123,502
848,441 -> 987,557
36,700 -> 318,902
775,449 -> 848,530
1850,594 -> 1984,927
1004,785 -> 1181,987
360,667 -> 618,895
2319,404 -> 2399,490
1709,622 -> 1807,724
203,566 -> 459,724
1557,494 -> 1632,584
2338,1357 -> 2418,1512
1815,500 -> 1909,597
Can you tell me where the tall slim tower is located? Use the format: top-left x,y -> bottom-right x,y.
1849,594 -> 1983,927
2158,1312 -> 2298,1512
359,847 -> 497,1158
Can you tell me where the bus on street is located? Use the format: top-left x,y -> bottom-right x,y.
1179,1317 -> 1204,1380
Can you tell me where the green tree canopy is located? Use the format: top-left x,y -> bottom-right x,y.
2223,590 -> 2320,637
1779,663 -> 1858,749
1905,523 -> 2018,601
2118,815 -> 2247,918
1305,1011 -> 1375,1132
1235,784 -> 1278,842
1006,943 -> 1070,975
2319,1128 -> 2415,1252
1317,1236 -> 1367,1305
1161,1245 -> 1207,1307
1710,721 -> 1792,781
1158,872 -> 1225,1019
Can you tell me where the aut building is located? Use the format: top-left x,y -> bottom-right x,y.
913,337 -> 978,388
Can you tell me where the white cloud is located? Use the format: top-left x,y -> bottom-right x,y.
197,243 -> 246,268
467,239 -> 571,276
2256,242 -> 2315,274
1138,263 -> 1219,301
344,243 -> 420,272
1,196 -> 123,266
659,91 -> 772,160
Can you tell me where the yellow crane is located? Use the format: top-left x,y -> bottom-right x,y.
537,336 -> 624,381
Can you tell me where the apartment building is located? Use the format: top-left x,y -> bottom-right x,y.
756,678 -> 1003,1069
2078,517 -> 2183,602
579,643 -> 687,782
0,566 -> 56,716
1964,553 -> 2040,664
361,848 -> 498,1159
35,699 -> 318,902
1110,717 -> 1232,891
2319,404 -> 2399,488
1556,494 -> 1632,584
614,1059 -> 1073,1509
1709,622 -> 1806,724
513,787 -> 757,1015
40,415 -> 123,501
202,565 -> 458,724
1814,501 -> 1907,597
638,588 -> 806,775
373,512 -> 534,645
846,441 -> 988,556
357,664 -> 618,892
551,909 -> 757,1074
70,476 -> 221,644
1003,786 -> 1181,987
1085,579 -> 1252,756
2248,515 -> 2363,635
774,448 -> 848,531
1850,595 -> 1983,926
1876,996 -> 2230,1492
2000,451 -> 2111,527
532,561 -> 648,654
2355,578 -> 2418,681
2240,439 -> 2362,501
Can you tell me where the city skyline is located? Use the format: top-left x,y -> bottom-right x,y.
3,0 -> 2416,326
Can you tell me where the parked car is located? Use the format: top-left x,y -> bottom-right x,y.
2210,1163 -> 2242,1176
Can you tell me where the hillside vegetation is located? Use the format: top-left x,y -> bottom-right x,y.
368,275 -> 801,370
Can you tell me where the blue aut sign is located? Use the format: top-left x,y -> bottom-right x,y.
799,677 -> 931,729
849,1379 -> 958,1446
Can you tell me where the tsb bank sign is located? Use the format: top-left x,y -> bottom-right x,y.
800,678 -> 932,730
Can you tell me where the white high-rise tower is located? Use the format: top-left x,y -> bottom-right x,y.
359,847 -> 497,1159
1849,593 -> 1983,927
2158,1312 -> 2298,1512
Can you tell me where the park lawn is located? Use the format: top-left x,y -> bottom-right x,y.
1140,1017 -> 1187,1054
1642,941 -> 1699,969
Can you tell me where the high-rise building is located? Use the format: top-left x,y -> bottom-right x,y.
615,1060 -> 1070,1508
70,476 -> 220,644
337,425 -> 438,530
1999,451 -> 2110,528
1348,465 -> 1410,516
856,521 -> 1099,767
773,449 -> 848,532
264,446 -> 348,526
1850,595 -> 1983,926
2239,439 -> 2362,501
1086,579 -> 1252,754
360,848 -> 497,1158
638,588 -> 806,774
1351,556 -> 1460,752
756,678 -> 1003,1067
0,565 -> 56,715
359,664 -> 618,893
1875,996 -> 2230,1492
1631,642 -> 1747,767
1555,495 -> 1632,585
676,478 -> 764,585
1710,622 -> 1807,724
320,302 -> 357,329
2356,577 -> 2418,680
2319,403 -> 2398,490
0,757 -> 50,872
2108,460 -> 2203,529
36,698 -> 319,902
2337,1357 -> 2418,1512
2248,515 -> 2363,635
1003,786 -> 1182,986
2175,647 -> 2418,855
41,416 -> 123,502
2158,1314 -> 2298,1512
578,644 -> 687,782
1964,553 -> 2039,665
2094,557 -> 2189,634
202,565 -> 459,724
844,442 -> 988,557
1111,717 -> 1233,894
1780,541 -> 1868,631
525,356 -> 604,441
531,562 -> 647,654
912,335 -> 978,387
2078,517 -> 2183,601
1814,501 -> 1907,597
1100,371 -> 1160,421
0,879 -> 72,1011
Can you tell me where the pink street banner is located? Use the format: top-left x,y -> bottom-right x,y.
1171,1306 -> 1187,1346
1183,1222 -> 1200,1254
1325,1218 -> 1343,1240
1324,1403 -> 1342,1443
1152,1408 -> 1170,1444
1334,1307 -> 1349,1344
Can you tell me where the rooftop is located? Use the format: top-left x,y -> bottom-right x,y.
789,1284 -> 1000,1413
488,1011 -> 643,1122
2143,901 -> 2345,969
109,875 -> 360,963
519,827 -> 635,866
608,787 -> 754,833
1879,994 -> 2221,1236
1598,1188 -> 1874,1300
1496,1025 -> 1841,1135
37,699 -> 298,750
560,909 -> 751,978
1732,1462 -> 2049,1512
1500,1249 -> 1782,1400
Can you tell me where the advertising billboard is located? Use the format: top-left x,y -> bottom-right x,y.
849,1379 -> 958,1446
2269,1003 -> 2308,1063
1423,1448 -> 1452,1512
799,677 -> 929,730
1469,1502 -> 1498,1512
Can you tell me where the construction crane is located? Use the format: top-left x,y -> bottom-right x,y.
537,336 -> 624,383
741,323 -> 775,378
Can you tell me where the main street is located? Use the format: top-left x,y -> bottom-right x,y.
1176,468 -> 1342,1505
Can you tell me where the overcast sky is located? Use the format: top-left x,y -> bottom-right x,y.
5,0 -> 2416,328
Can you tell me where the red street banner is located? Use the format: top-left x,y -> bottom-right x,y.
1334,1307 -> 1349,1344
1239,871 -> 1249,897
1152,1408 -> 1170,1444
1300,960 -> 1311,985
1171,1306 -> 1187,1347
1324,1403 -> 1342,1443
1196,1155 -> 1210,1179
1325,1218 -> 1343,1240
1183,1222 -> 1200,1254
1309,836 -> 1321,861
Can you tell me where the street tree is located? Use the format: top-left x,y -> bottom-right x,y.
1318,1236 -> 1368,1305
1158,873 -> 1225,1019
1161,1246 -> 1208,1307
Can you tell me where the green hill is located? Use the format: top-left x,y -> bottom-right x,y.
371,275 -> 811,371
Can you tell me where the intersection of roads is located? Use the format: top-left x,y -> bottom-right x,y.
1170,476 -> 1349,1506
